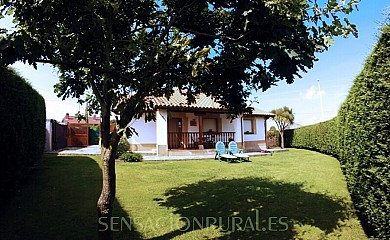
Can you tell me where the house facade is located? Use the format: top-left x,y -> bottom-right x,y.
127,91 -> 274,156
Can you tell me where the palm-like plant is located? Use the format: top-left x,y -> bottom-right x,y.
271,107 -> 294,148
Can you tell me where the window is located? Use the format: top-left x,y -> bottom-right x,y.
243,119 -> 255,134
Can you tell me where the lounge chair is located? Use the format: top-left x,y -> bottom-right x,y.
258,144 -> 273,155
228,141 -> 250,162
215,141 -> 237,162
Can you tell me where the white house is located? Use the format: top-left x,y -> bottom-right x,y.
127,90 -> 274,156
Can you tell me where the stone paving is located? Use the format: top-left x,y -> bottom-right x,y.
47,145 -> 287,160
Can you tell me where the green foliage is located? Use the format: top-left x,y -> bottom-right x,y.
337,23 -> 390,238
89,125 -> 99,132
271,106 -> 294,148
284,117 -> 339,157
75,111 -> 86,123
0,0 -> 359,123
0,0 -> 360,230
285,23 -> 390,238
88,125 -> 100,145
119,152 -> 143,162
271,107 -> 295,126
0,66 -> 46,200
116,136 -> 130,157
266,126 -> 279,147
266,126 -> 278,138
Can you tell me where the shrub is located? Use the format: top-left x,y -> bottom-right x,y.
0,66 -> 46,201
119,152 -> 143,162
337,24 -> 390,238
285,23 -> 390,238
284,117 -> 339,157
116,136 -> 130,157
266,126 -> 279,147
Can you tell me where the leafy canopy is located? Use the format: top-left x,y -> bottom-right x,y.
0,0 -> 358,129
271,106 -> 295,131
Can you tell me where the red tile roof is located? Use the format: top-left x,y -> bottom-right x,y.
148,90 -> 274,116
148,90 -> 222,110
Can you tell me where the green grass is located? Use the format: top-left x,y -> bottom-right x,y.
0,149 -> 367,239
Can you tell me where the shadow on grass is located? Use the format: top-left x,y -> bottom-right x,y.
153,177 -> 350,240
0,155 -> 142,240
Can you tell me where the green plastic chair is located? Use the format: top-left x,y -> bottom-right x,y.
228,141 -> 250,162
215,141 -> 237,162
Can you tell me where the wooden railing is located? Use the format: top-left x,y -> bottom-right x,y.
168,132 -> 235,149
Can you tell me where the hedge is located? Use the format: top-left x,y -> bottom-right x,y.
284,117 -> 339,157
0,67 -> 46,201
285,23 -> 390,238
337,23 -> 390,238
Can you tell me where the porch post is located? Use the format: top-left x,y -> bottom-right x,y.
156,109 -> 168,156
264,117 -> 268,148
241,116 -> 245,150
198,114 -> 204,149
233,116 -> 243,149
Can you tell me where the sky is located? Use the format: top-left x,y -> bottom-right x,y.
252,0 -> 390,127
1,0 -> 389,127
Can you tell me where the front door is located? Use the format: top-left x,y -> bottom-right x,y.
168,118 -> 182,149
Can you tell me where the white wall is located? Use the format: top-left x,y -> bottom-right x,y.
186,113 -> 198,132
243,117 -> 266,142
156,109 -> 168,146
221,114 -> 236,132
128,118 -> 157,144
126,112 -> 266,148
44,119 -> 53,152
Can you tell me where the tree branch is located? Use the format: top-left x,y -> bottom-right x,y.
36,59 -> 93,70
179,27 -> 249,41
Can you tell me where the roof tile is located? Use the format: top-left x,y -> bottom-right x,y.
148,90 -> 274,116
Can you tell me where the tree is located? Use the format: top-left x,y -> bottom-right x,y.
0,1 -> 358,239
271,106 -> 294,148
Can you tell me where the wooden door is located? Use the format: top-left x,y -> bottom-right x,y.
168,118 -> 182,149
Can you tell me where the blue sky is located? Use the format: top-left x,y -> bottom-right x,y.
253,0 -> 390,127
2,1 -> 390,126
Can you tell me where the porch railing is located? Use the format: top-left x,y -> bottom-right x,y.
168,132 -> 235,149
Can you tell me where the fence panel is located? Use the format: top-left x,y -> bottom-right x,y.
52,120 -> 67,150
67,124 -> 89,147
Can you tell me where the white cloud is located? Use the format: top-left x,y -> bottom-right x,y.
300,86 -> 325,100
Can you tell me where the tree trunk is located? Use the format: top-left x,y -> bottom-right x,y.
280,130 -> 285,149
97,104 -> 120,240
97,144 -> 118,240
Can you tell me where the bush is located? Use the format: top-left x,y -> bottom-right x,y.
285,23 -> 390,238
284,117 -> 339,157
266,126 -> 280,147
337,24 -> 390,238
0,67 -> 46,201
119,152 -> 143,162
116,136 -> 130,157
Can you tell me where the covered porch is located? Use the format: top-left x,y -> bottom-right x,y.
168,131 -> 235,149
165,109 -> 240,150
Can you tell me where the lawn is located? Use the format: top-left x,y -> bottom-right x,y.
0,149 -> 367,240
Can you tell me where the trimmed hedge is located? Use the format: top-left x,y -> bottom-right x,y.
285,23 -> 390,238
284,117 -> 339,157
337,24 -> 390,238
0,67 -> 46,200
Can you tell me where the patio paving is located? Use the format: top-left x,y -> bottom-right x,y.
48,145 -> 101,155
47,145 -> 287,160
